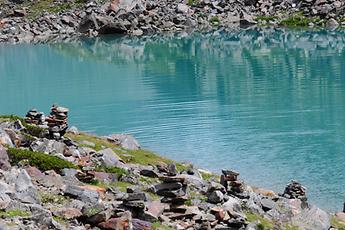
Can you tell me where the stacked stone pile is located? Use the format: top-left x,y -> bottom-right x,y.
282,180 -> 307,200
25,109 -> 46,126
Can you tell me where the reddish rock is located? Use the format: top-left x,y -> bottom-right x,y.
98,211 -> 132,230
26,166 -> 45,179
108,0 -> 120,12
210,207 -> 226,220
25,166 -> 64,188
77,156 -> 92,167
79,185 -> 106,198
53,208 -> 82,220
89,171 -> 119,182
146,201 -> 168,218
335,212 -> 345,224
253,187 -> 276,197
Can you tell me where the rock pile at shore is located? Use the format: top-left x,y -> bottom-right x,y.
0,114 -> 341,229
1,0 -> 345,43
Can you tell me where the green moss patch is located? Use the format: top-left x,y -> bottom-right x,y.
95,165 -> 128,177
7,147 -> 77,173
245,212 -> 274,229
280,13 -> 321,27
0,209 -> 30,218
39,191 -> 68,204
153,222 -> 174,230
331,216 -> 345,229
187,0 -> 200,7
209,16 -> 220,25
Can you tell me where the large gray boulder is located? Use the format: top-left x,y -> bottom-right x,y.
0,144 -> 11,170
292,205 -> 330,230
30,138 -> 67,155
222,196 -> 242,212
106,134 -> 140,150
0,128 -> 13,147
0,193 -> 11,209
13,170 -> 41,204
98,148 -> 123,167
64,185 -> 100,204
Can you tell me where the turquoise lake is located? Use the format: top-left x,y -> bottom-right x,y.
1,28 -> 345,211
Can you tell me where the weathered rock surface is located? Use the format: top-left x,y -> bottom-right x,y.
0,118 -> 338,229
2,0 -> 345,43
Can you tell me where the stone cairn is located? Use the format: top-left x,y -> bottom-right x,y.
220,169 -> 247,198
25,108 -> 46,126
46,104 -> 69,139
24,104 -> 69,139
282,180 -> 308,208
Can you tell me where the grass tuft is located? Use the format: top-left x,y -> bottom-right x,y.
245,212 -> 274,229
209,16 -> 220,25
7,147 -> 77,173
0,209 -> 30,218
280,12 -> 321,27
95,165 -> 128,177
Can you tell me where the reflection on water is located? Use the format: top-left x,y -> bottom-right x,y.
1,28 -> 345,211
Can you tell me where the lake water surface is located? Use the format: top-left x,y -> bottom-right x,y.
1,28 -> 345,211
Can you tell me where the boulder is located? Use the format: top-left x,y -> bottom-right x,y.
64,185 -> 100,204
261,198 -> 276,212
326,18 -> 339,29
106,134 -> 140,150
0,144 -> 11,170
292,205 -> 330,230
30,138 -> 67,155
222,196 -> 241,212
0,193 -> 11,209
208,190 -> 224,204
53,208 -> 83,220
0,128 -> 13,147
98,211 -> 133,229
144,201 -> 168,221
176,4 -> 189,14
14,169 -> 40,204
67,126 -> 79,135
154,182 -> 183,193
28,203 -> 54,226
98,148 -> 123,167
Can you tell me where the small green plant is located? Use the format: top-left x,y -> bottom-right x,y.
113,181 -> 134,192
39,191 -> 67,204
187,0 -> 200,6
95,165 -> 128,177
0,209 -> 30,218
245,212 -> 274,229
331,216 -> 345,229
7,147 -> 77,173
152,222 -> 174,230
200,171 -> 214,181
280,12 -> 320,27
209,16 -> 220,25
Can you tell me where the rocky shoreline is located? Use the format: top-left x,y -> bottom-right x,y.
0,112 -> 345,230
1,0 -> 345,43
